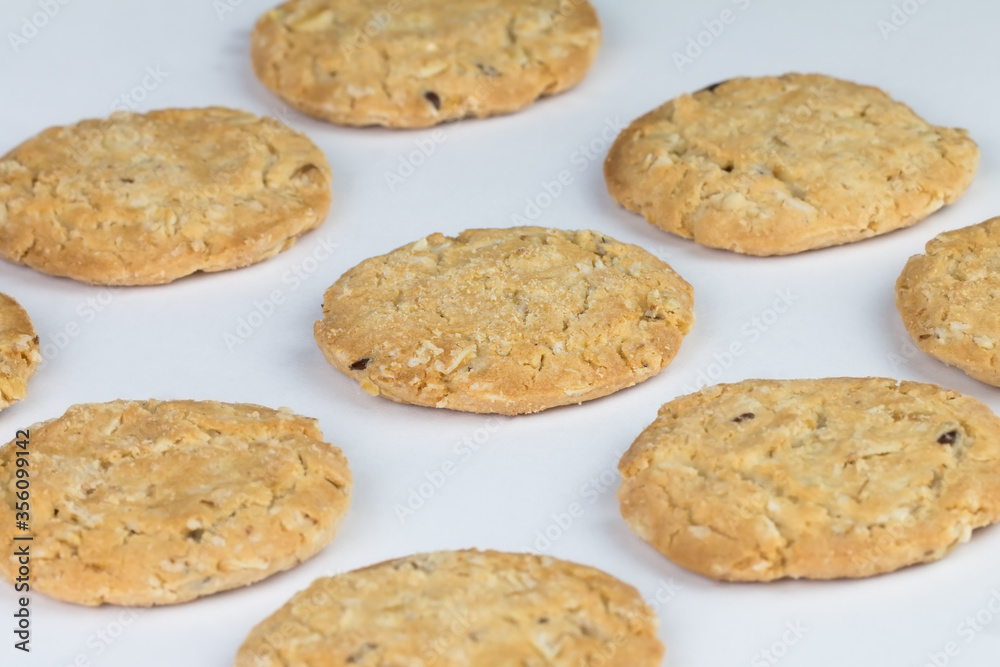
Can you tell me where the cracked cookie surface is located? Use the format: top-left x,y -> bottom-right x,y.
251,0 -> 601,128
234,549 -> 663,666
0,107 -> 332,285
314,227 -> 694,415
0,293 -> 39,412
0,400 -> 352,606
605,73 -> 979,255
618,378 -> 1000,581
897,217 -> 1000,386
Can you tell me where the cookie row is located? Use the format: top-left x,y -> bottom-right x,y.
4,374 -> 1000,663
6,207 -> 1000,420
0,399 -> 663,665
0,76 -> 978,283
247,0 -> 977,262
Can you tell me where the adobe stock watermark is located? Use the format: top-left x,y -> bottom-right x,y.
419,607 -> 478,665
223,233 -> 340,352
886,334 -> 921,372
549,0 -> 591,26
384,79 -> 504,191
384,130 -> 448,192
582,578 -> 681,666
234,568 -> 473,666
7,0 -> 74,54
55,64 -> 170,170
509,117 -> 626,224
522,448 -> 623,554
55,608 -> 144,667
750,620 -> 809,666
649,245 -> 678,263
920,589 -> 1000,667
110,65 -> 169,114
37,289 -> 118,369
339,0 -> 403,60
680,288 -> 798,394
394,417 -> 503,523
877,0 -> 933,40
213,0 -> 249,21
234,575 -> 363,667
848,511 -> 920,575
672,0 -> 757,72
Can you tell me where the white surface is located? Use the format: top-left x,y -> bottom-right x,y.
2,0 -> 1000,665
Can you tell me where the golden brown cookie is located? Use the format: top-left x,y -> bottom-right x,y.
897,217 -> 1000,386
0,107 -> 332,285
250,0 -> 602,128
234,549 -> 663,666
0,400 -> 352,606
605,73 -> 979,255
0,292 -> 39,411
314,227 -> 694,414
618,378 -> 1000,581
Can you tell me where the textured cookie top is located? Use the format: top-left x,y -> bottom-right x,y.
251,0 -> 601,128
0,400 -> 351,606
0,107 -> 332,285
605,73 -> 979,255
235,549 -> 663,666
897,217 -> 1000,386
314,227 -> 694,414
618,378 -> 1000,581
0,293 -> 39,411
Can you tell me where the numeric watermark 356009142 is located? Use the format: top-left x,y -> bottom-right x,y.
11,429 -> 32,653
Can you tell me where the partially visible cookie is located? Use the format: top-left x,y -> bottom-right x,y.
0,107 -> 332,285
0,400 -> 352,606
251,0 -> 602,128
234,549 -> 663,666
605,73 -> 979,255
314,227 -> 694,414
618,378 -> 1000,581
0,293 -> 39,411
897,217 -> 1000,386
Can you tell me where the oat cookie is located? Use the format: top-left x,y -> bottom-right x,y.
0,293 -> 40,411
0,400 -> 352,606
251,0 -> 601,128
618,378 -> 1000,581
234,549 -> 663,666
314,227 -> 694,415
897,217 -> 1000,386
0,107 -> 332,285
605,73 -> 979,255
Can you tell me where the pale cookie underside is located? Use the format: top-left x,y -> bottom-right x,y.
314,227 -> 694,414
896,216 -> 1000,386
235,549 -> 663,666
0,293 -> 40,411
605,73 -> 979,255
618,378 -> 1000,581
0,107 -> 332,285
251,0 -> 602,128
0,400 -> 351,606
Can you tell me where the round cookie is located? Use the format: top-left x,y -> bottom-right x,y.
0,293 -> 40,411
605,73 -> 979,256
314,227 -> 694,415
617,378 -> 1000,581
0,400 -> 352,606
234,549 -> 663,666
0,107 -> 332,285
250,0 -> 602,128
897,217 -> 1000,386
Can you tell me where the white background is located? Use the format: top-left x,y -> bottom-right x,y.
2,0 -> 1000,665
